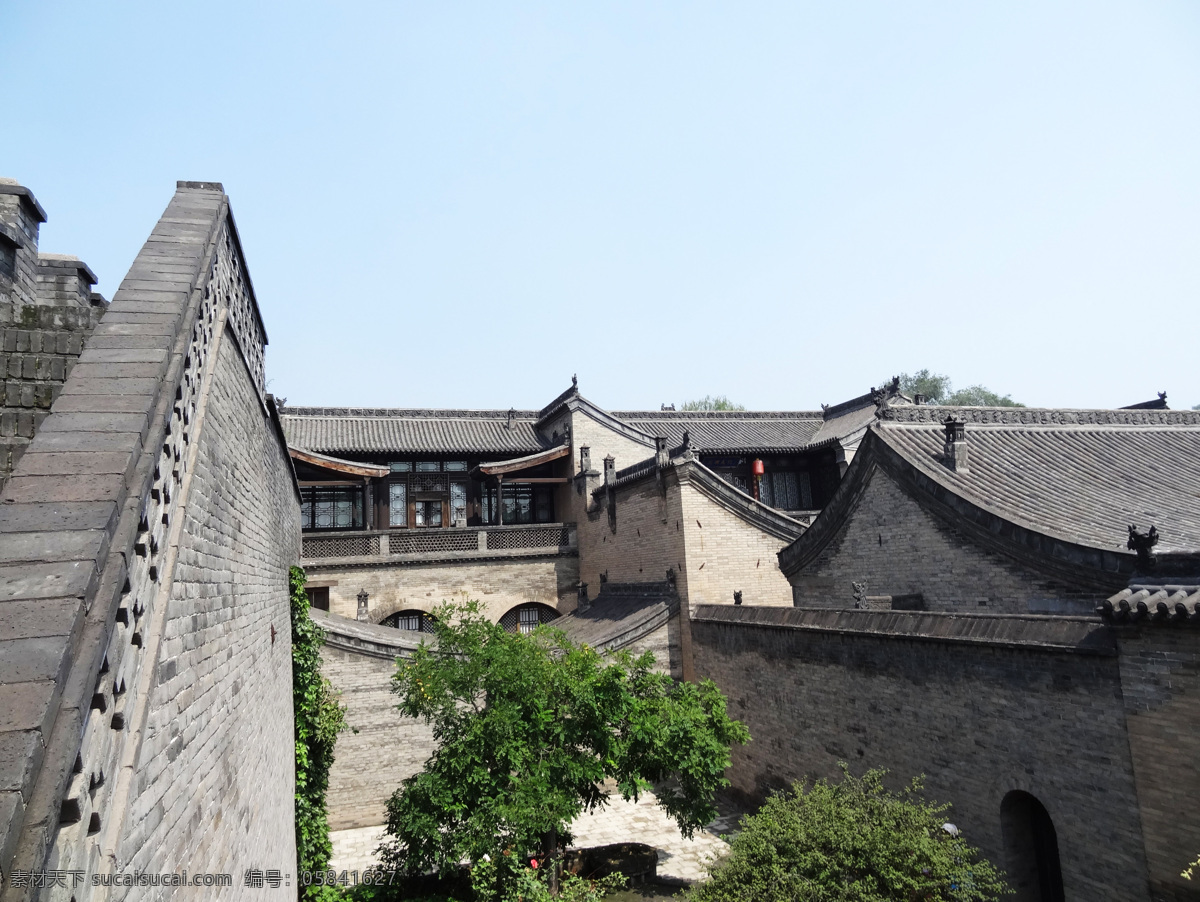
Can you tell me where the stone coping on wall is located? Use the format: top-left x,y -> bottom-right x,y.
311,608 -> 427,661
690,605 -> 1117,655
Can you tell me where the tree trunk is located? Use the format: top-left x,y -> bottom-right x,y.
546,825 -> 559,896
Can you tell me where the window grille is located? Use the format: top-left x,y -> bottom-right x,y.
414,474 -> 447,493
445,461 -> 468,471
481,485 -> 555,524
414,500 -> 443,528
450,482 -> 467,522
758,472 -> 811,510
301,486 -> 365,531
389,482 -> 407,527
415,461 -> 440,473
499,603 -> 561,634
381,609 -> 437,633
390,461 -> 412,473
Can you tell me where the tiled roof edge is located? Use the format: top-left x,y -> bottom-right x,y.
880,405 -> 1200,426
613,410 -> 826,420
282,407 -> 542,419
691,605 -> 1117,656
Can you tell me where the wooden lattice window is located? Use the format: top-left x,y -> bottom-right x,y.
381,609 -> 437,633
301,486 -> 365,531
499,603 -> 560,635
389,482 -> 407,527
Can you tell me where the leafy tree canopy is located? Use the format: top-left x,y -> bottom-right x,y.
379,601 -> 750,890
680,395 -> 746,411
686,767 -> 1010,902
891,370 -> 1024,408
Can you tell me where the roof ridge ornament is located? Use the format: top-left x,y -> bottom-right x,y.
1127,525 -> 1159,571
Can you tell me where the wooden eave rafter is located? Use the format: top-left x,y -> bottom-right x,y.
289,446 -> 390,479
476,444 -> 570,476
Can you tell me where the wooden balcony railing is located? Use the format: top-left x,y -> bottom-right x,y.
301,523 -> 576,561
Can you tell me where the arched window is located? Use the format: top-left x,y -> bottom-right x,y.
1000,790 -> 1064,902
499,603 -> 560,635
380,610 -> 437,634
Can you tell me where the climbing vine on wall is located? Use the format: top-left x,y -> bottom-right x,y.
291,565 -> 348,901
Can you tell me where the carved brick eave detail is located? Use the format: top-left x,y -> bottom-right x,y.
777,428 -> 1137,592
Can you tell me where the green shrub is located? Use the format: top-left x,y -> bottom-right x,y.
685,766 -> 1009,902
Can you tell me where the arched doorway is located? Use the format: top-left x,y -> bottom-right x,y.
380,609 -> 437,633
1000,790 -> 1064,902
499,602 -> 560,635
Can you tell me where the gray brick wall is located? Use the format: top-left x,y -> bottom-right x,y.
321,646 -> 435,830
691,612 -> 1154,901
112,333 -> 300,897
1116,628 -> 1200,901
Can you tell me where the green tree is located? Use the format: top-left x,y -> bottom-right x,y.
291,566 -> 349,902
685,767 -> 1010,902
379,601 -> 749,897
681,395 -> 746,411
892,371 -> 1024,408
896,370 -> 953,404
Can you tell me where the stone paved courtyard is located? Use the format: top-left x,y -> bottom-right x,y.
329,789 -> 743,885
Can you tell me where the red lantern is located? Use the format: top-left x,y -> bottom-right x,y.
751,459 -> 765,476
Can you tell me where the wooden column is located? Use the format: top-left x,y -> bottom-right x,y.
495,475 -> 504,526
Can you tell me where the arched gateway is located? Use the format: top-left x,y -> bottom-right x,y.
1001,790 -> 1065,902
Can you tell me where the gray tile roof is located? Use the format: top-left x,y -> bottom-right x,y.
280,408 -> 547,455
612,411 -> 823,452
876,409 -> 1200,553
558,582 -> 677,651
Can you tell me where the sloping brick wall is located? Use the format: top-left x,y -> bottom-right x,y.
0,182 -> 299,901
113,327 -> 299,892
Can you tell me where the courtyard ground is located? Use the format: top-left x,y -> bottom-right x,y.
329,788 -> 744,885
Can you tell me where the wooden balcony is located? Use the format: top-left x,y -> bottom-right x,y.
300,523 -> 577,566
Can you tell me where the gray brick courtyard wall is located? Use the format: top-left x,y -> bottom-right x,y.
690,606 -> 1169,902
0,181 -> 299,902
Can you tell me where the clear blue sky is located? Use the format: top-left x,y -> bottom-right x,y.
3,2 -> 1198,410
